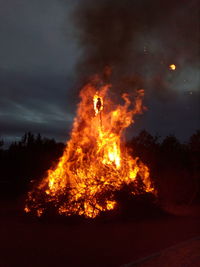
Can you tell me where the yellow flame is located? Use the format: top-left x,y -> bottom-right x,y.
93,93 -> 103,116
26,78 -> 154,218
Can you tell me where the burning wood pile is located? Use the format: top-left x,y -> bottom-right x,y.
25,76 -> 154,218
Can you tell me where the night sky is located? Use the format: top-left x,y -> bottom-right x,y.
0,0 -> 199,145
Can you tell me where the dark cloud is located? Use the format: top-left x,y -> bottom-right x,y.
73,0 -> 199,83
0,0 -> 79,75
0,70 -> 76,143
73,0 -> 200,141
0,0 -> 80,143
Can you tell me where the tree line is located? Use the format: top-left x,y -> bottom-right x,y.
0,132 -> 64,199
128,130 -> 200,205
0,130 -> 199,206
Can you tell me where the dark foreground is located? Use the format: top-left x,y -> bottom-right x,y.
126,236 -> 200,267
1,200 -> 200,267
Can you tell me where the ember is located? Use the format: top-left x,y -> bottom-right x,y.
25,76 -> 154,218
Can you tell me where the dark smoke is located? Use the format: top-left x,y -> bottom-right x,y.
73,0 -> 199,97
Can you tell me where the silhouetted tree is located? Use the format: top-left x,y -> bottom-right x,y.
0,132 -> 64,198
127,130 -> 200,205
188,130 -> 200,202
128,130 -> 160,179
189,130 -> 200,152
0,129 -> 200,212
0,138 -> 3,148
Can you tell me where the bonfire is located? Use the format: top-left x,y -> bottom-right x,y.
25,75 -> 154,218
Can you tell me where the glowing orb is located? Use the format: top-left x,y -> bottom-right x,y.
169,64 -> 176,70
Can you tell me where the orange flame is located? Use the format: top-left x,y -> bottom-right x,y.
25,77 -> 154,218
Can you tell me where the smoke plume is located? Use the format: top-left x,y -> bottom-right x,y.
73,0 -> 199,97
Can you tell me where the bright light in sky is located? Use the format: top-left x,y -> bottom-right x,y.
169,64 -> 176,70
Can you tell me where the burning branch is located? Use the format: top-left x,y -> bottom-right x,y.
25,77 -> 154,218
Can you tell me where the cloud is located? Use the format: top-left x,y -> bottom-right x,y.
0,0 -> 79,75
0,70 -> 76,142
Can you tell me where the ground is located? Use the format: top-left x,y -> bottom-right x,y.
0,199 -> 200,267
126,237 -> 200,267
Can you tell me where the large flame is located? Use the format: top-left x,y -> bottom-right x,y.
25,77 -> 154,218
